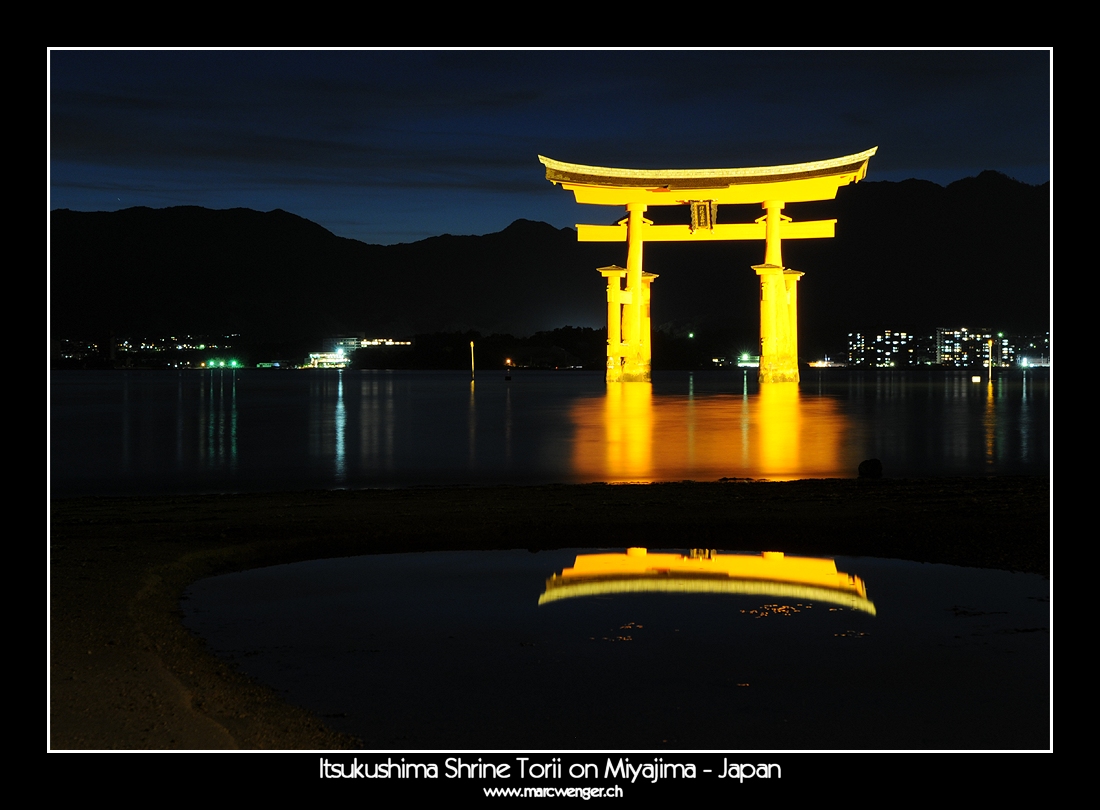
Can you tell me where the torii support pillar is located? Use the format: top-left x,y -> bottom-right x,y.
599,263 -> 657,383
755,200 -> 803,383
599,266 -> 627,380
621,202 -> 651,382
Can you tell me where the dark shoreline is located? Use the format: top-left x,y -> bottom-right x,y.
49,476 -> 1050,750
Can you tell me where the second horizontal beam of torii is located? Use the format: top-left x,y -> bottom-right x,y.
577,217 -> 835,242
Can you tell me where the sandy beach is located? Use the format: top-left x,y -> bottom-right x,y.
49,477 -> 1050,750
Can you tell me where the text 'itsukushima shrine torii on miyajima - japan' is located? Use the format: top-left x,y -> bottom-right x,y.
539,147 -> 877,383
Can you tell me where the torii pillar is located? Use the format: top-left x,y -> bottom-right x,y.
599,260 -> 657,383
755,200 -> 804,383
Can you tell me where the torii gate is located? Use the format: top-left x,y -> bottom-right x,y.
539,148 -> 877,383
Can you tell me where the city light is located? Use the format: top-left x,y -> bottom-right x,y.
844,328 -> 1046,368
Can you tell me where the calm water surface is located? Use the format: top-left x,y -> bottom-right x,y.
183,549 -> 1050,749
50,368 -> 1049,496
70,368 -> 1045,749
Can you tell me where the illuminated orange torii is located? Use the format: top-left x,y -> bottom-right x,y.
539,148 -> 877,383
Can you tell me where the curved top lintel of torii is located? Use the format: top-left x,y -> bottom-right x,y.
539,147 -> 877,206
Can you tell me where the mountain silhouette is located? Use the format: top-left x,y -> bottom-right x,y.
50,172 -> 1049,357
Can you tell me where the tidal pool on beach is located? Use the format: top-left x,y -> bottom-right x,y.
182,548 -> 1049,750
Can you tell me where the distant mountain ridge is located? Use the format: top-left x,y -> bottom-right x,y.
49,172 -> 1049,357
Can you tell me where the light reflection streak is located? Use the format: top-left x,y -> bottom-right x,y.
176,373 -> 184,472
229,370 -> 238,472
984,378 -> 996,468
334,370 -> 346,483
308,372 -> 342,479
602,381 -> 653,480
120,372 -> 130,472
686,374 -> 696,468
468,379 -> 477,471
572,381 -> 848,482
1020,370 -> 1030,461
359,373 -> 396,472
504,385 -> 513,468
199,368 -> 238,472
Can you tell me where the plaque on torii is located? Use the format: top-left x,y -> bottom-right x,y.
539,148 -> 877,383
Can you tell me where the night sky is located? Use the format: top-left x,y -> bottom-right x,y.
49,49 -> 1051,246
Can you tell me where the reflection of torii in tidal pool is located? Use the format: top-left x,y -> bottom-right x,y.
539,548 -> 876,615
539,148 -> 877,383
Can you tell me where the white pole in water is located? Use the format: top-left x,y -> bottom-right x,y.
470,341 -> 475,379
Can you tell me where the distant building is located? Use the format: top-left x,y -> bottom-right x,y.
937,327 -> 983,366
847,330 -> 916,367
994,336 -> 1016,367
934,327 -> 1017,367
324,336 -> 362,355
310,336 -> 414,368
359,338 -> 413,348
307,350 -> 351,368
842,327 -> 1046,368
325,335 -> 413,353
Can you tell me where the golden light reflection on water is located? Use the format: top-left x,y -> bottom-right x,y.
540,548 -> 876,615
571,381 -> 850,482
984,379 -> 996,468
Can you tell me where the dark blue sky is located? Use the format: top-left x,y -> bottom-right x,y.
49,49 -> 1051,245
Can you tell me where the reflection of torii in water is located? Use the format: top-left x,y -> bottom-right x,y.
539,548 -> 875,615
539,148 -> 877,384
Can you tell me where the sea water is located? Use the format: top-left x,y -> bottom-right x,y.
50,367 -> 1049,497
